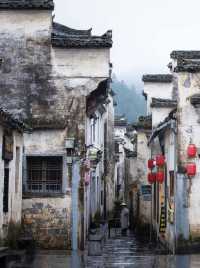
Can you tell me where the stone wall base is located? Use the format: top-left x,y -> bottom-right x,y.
22,196 -> 71,250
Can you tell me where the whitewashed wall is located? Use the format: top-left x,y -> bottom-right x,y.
0,10 -> 52,35
0,127 -> 23,238
152,107 -> 174,128
143,82 -> 173,115
176,72 -> 200,240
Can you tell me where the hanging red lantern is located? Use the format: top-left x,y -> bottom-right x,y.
156,155 -> 165,166
187,144 -> 197,158
148,172 -> 156,184
148,159 -> 155,169
156,171 -> 165,183
186,163 -> 196,177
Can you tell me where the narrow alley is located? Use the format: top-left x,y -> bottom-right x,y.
85,230 -> 158,267
2,1 -> 200,268
9,229 -> 200,268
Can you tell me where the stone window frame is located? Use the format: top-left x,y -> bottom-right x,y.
23,154 -> 68,197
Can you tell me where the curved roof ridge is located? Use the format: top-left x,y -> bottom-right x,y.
52,22 -> 112,49
53,22 -> 92,37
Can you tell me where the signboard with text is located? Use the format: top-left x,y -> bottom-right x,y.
141,185 -> 152,201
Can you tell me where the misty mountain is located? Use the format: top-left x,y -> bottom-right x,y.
112,75 -> 146,123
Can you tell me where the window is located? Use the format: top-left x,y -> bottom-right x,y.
15,147 -> 20,193
3,167 -> 9,213
27,156 -> 62,193
115,142 -> 120,154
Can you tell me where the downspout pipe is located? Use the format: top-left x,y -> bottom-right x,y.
171,120 -> 177,255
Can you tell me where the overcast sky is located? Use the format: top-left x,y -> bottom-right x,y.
54,0 -> 200,88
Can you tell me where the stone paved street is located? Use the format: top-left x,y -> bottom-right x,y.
84,230 -> 200,268
8,231 -> 200,267
85,230 -> 157,268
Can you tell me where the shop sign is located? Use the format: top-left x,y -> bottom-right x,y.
159,206 -> 167,233
141,185 -> 152,201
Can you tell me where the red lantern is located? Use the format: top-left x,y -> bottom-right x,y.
186,163 -> 196,177
187,144 -> 197,158
156,155 -> 165,166
148,159 -> 154,169
156,171 -> 164,183
148,172 -> 156,184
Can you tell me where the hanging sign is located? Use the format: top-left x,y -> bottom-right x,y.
141,185 -> 152,201
2,131 -> 13,161
159,205 -> 167,233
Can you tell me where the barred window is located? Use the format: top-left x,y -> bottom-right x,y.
27,156 -> 62,193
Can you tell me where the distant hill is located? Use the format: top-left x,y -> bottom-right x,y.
111,75 -> 146,123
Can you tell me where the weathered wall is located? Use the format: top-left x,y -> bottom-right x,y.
137,131 -> 151,225
0,8 -> 112,250
144,82 -> 172,114
127,131 -> 151,227
0,127 -> 23,238
8,131 -> 24,223
0,10 -> 53,122
22,196 -> 71,249
114,125 -> 127,201
52,48 -> 110,78
176,72 -> 200,241
152,107 -> 174,127
106,95 -> 115,214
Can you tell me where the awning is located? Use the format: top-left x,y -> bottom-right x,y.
148,119 -> 176,146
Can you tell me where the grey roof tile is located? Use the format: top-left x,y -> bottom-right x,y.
0,0 -> 54,10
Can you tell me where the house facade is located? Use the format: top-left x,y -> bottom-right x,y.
142,53 -> 200,253
126,115 -> 152,231
142,74 -> 178,251
0,108 -> 26,241
0,0 -> 113,250
85,80 -> 115,234
114,116 -> 128,201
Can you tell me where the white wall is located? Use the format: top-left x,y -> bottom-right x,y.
24,130 -> 66,156
52,48 -> 110,79
176,72 -> 200,238
152,107 -> 174,127
0,127 -> 23,237
0,10 -> 52,35
143,82 -> 173,115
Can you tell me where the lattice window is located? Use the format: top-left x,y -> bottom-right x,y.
27,156 -> 62,193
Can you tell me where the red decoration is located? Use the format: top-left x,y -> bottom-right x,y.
148,159 -> 155,169
156,171 -> 164,183
84,171 -> 90,186
156,155 -> 165,166
187,144 -> 197,158
148,172 -> 156,184
186,163 -> 196,177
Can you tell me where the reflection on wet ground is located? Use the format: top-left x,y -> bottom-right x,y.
7,231 -> 200,267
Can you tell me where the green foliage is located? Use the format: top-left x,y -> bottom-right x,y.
112,75 -> 146,123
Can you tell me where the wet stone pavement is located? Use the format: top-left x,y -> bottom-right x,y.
6,230 -> 200,267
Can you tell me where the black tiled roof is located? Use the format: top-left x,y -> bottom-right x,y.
0,0 -> 54,10
190,94 -> 200,107
171,51 -> 200,60
114,116 -> 127,127
171,51 -> 200,72
142,74 -> 173,83
52,22 -> 112,49
132,115 -> 152,130
151,98 -> 177,108
0,107 -> 29,132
